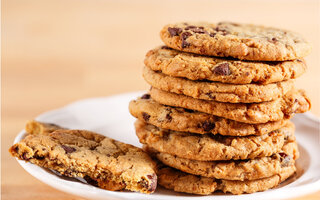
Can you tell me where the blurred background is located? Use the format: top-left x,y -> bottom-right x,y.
2,0 -> 319,199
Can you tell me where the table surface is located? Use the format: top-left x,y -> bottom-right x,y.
2,0 -> 320,199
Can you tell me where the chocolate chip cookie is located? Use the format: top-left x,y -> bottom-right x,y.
135,120 -> 295,161
143,66 -> 294,103
150,87 -> 311,124
145,140 -> 298,181
157,164 -> 296,195
160,22 -> 311,61
10,121 -> 157,194
145,46 -> 307,84
129,96 -> 288,136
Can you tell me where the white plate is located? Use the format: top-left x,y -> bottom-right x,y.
14,91 -> 320,200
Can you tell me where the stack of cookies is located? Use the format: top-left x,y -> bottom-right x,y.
129,22 -> 311,195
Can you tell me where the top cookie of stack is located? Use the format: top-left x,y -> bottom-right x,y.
160,22 -> 311,61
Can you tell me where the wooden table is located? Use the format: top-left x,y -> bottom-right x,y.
2,0 -> 320,199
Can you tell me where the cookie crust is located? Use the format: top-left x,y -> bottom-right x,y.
143,66 -> 294,103
147,141 -> 298,181
135,120 -> 295,161
160,22 -> 311,61
150,87 -> 311,124
9,121 -> 158,194
157,164 -> 296,195
129,96 -> 288,136
145,46 -> 307,84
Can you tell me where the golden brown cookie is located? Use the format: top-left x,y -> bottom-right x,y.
143,66 -> 294,103
160,22 -> 311,61
157,164 -> 296,195
150,87 -> 311,124
135,120 -> 295,161
145,141 -> 298,181
145,46 -> 307,84
9,121 -> 157,194
129,95 -> 288,136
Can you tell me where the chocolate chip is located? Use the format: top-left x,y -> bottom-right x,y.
141,94 -> 150,99
161,131 -> 170,140
35,155 -> 45,160
297,59 -> 303,62
279,152 -> 288,159
191,29 -> 207,34
185,25 -> 197,30
215,26 -> 224,32
61,145 -> 76,154
180,32 -> 192,48
208,32 -> 216,37
146,173 -> 157,192
202,121 -> 215,132
205,92 -> 216,100
212,63 -> 231,76
22,152 -> 29,160
279,152 -> 292,167
160,46 -> 171,50
142,112 -> 150,122
14,146 -> 19,153
168,27 -> 182,37
271,37 -> 278,43
165,113 -> 172,122
185,26 -> 207,34
221,31 -> 228,36
164,107 -> 172,122
214,25 -> 229,36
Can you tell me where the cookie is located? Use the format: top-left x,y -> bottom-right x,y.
145,46 -> 307,84
135,120 -> 295,161
25,120 -> 67,135
129,96 -> 288,136
150,87 -> 311,124
143,66 -> 294,103
10,121 -> 157,194
157,164 -> 296,195
145,141 -> 298,181
160,22 -> 311,61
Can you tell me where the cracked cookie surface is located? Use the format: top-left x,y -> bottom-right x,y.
9,121 -> 157,194
160,22 -> 311,61
143,66 -> 294,103
150,87 -> 311,124
135,120 -> 295,161
129,96 -> 288,136
146,140 -> 298,181
145,46 -> 307,84
157,164 -> 296,195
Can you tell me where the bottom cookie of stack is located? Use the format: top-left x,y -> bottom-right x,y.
156,164 -> 296,195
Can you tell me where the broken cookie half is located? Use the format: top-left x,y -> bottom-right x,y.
9,120 -> 157,194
